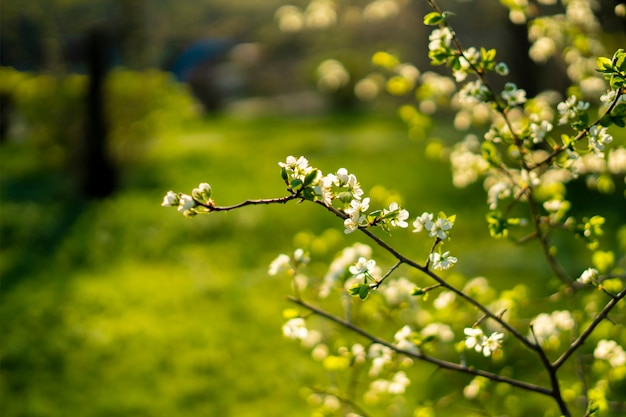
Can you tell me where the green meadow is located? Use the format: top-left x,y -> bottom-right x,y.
2,109 -> 624,416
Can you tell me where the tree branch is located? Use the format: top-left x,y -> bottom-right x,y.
288,295 -> 553,397
553,287 -> 626,370
199,193 -> 300,211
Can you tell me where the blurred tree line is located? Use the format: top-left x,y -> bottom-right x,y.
1,0 -> 624,198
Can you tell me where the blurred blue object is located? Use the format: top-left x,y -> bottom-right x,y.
170,39 -> 235,82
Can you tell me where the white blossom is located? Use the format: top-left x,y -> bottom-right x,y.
501,82 -> 527,106
382,277 -> 415,306
457,80 -> 491,105
557,95 -> 589,125
320,243 -> 372,297
588,125 -> 613,157
464,327 -> 503,357
383,202 -> 409,228
594,339 -> 626,367
577,267 -> 598,284
486,181 -> 511,209
608,148 -> 626,174
529,114 -> 553,144
268,254 -> 291,276
421,323 -> 455,342
282,318 -> 309,340
482,332 -> 504,357
449,135 -> 489,187
433,291 -> 455,309
368,343 -> 393,376
531,310 -> 575,344
413,212 -> 454,240
464,327 -> 485,353
343,197 -> 371,234
430,251 -> 457,271
178,194 -> 196,214
161,191 -> 179,207
394,325 -> 417,352
349,257 -> 376,279
428,27 -> 453,51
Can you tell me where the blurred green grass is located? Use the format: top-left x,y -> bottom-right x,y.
1,112 -> 622,416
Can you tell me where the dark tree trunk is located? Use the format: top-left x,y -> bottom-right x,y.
81,26 -> 117,199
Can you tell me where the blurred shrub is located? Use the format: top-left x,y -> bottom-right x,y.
104,68 -> 199,165
0,67 -> 86,171
0,66 -> 199,174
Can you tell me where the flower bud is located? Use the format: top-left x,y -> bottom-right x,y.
192,183 -> 212,204
161,191 -> 179,207
495,62 -> 509,76
178,194 -> 196,214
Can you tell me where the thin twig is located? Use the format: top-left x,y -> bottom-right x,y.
371,260 -> 403,289
198,193 -> 300,211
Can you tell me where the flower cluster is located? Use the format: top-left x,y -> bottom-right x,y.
587,125 -> 613,157
343,197 -> 370,233
528,114 -> 553,144
594,339 -> 626,368
368,343 -> 394,376
323,167 -> 364,205
501,82 -> 527,107
161,183 -> 212,217
557,95 -> 590,127
349,257 -> 376,280
464,327 -> 504,357
282,317 -> 309,340
320,243 -> 372,298
379,202 -> 410,231
457,80 -> 491,105
347,256 -> 381,300
268,248 -> 309,276
530,310 -> 575,347
367,371 -> 411,397
394,325 -> 418,353
413,212 -> 455,240
429,251 -> 457,271
279,155 -> 325,201
427,27 -> 454,61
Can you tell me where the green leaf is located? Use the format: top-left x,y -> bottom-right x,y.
481,141 -> 501,166
423,12 -> 443,25
301,187 -> 317,201
281,167 -> 289,185
612,103 -> 626,117
561,134 -> 574,148
349,284 -> 370,300
486,211 -> 508,238
481,47 -> 496,62
596,56 -> 612,72
614,49 -> 626,71
290,179 -> 303,190
302,169 -> 319,187
610,75 -> 625,90
411,287 -> 425,296
359,285 -> 370,300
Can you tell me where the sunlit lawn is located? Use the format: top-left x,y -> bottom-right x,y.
1,112 -> 622,416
